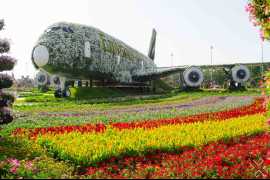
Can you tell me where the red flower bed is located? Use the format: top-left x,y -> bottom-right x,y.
82,133 -> 270,179
12,123 -> 106,139
112,97 -> 266,130
12,98 -> 266,139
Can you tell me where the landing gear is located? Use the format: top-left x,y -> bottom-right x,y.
54,88 -> 71,98
54,89 -> 62,98
63,88 -> 71,97
53,77 -> 71,98
228,80 -> 246,91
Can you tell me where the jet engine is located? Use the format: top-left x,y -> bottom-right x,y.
50,75 -> 61,87
231,65 -> 250,83
36,71 -> 49,86
50,75 -> 71,98
183,67 -> 204,87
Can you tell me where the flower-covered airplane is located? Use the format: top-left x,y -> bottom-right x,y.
32,22 -> 267,97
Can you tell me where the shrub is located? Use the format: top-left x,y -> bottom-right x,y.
0,107 -> 13,124
0,56 -> 16,71
0,20 -> 4,31
0,39 -> 10,54
246,0 -> 270,40
0,19 -> 16,125
0,74 -> 13,89
0,92 -> 15,106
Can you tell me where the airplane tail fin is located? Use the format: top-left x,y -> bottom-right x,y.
148,28 -> 156,60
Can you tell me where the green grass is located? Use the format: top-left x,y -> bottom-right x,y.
71,87 -> 127,99
18,87 -> 127,103
14,88 -> 261,111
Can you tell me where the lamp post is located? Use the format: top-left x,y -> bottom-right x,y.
25,62 -> 28,77
171,53 -> 174,67
210,45 -> 214,83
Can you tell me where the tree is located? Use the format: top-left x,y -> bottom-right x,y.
246,0 -> 270,40
0,19 -> 16,125
247,1 -> 270,90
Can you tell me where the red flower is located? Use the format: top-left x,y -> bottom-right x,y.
81,133 -> 270,178
264,157 -> 270,165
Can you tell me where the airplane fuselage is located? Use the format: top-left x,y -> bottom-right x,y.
32,22 -> 157,83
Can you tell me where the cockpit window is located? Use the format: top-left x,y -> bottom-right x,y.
51,26 -> 61,31
45,26 -> 60,33
62,26 -> 73,33
45,26 -> 73,33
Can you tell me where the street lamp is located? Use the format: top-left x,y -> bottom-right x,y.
210,45 -> 214,83
25,62 -> 28,77
171,53 -> 174,67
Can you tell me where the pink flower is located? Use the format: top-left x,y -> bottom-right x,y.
10,166 -> 17,174
259,29 -> 265,41
7,158 -> 20,174
245,3 -> 253,12
7,158 -> 20,167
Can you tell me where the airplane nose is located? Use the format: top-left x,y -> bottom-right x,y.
32,45 -> 49,67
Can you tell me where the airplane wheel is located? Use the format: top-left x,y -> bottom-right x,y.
78,81 -> 82,87
62,88 -> 71,97
54,89 -> 62,98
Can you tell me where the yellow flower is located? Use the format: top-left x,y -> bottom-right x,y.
37,114 -> 266,165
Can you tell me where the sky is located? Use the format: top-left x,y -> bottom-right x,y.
0,0 -> 268,78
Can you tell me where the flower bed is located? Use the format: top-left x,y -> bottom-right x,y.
83,133 -> 270,179
12,97 -> 266,138
3,96 -> 257,137
36,114 -> 266,166
38,96 -> 254,118
9,94 -> 269,179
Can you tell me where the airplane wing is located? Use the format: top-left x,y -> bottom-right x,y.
132,66 -> 187,82
197,61 -> 270,69
197,62 -> 270,78
132,61 -> 270,84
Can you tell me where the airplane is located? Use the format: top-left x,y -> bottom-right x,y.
32,22 -> 268,97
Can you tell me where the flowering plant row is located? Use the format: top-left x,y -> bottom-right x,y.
12,97 -> 266,139
37,114 -> 266,166
28,96 -> 255,131
37,96 -> 254,120
83,133 -> 270,179
111,97 -> 265,130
